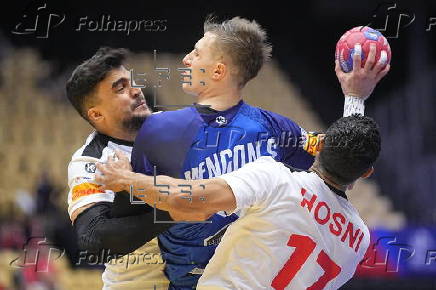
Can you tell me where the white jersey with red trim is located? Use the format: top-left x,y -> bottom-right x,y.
198,156 -> 370,290
67,131 -> 169,289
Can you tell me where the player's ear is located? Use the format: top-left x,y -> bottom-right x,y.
360,167 -> 374,179
87,106 -> 104,124
213,63 -> 226,80
317,134 -> 325,152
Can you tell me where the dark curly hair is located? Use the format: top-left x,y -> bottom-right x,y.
319,114 -> 381,185
66,47 -> 128,122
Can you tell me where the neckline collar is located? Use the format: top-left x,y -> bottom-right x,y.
96,132 -> 134,147
194,100 -> 244,115
194,100 -> 245,127
323,181 -> 348,200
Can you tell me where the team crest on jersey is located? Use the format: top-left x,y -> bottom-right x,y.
85,162 -> 96,173
72,182 -> 105,201
215,116 -> 227,126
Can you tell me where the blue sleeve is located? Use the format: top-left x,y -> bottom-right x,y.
282,125 -> 315,170
130,142 -> 154,175
131,141 -> 153,176
260,110 -> 315,170
131,108 -> 203,178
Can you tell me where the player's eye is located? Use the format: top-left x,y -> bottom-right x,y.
116,83 -> 126,92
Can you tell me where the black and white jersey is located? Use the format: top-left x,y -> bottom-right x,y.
67,131 -> 133,217
67,131 -> 169,289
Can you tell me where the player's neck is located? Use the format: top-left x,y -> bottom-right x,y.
99,128 -> 136,142
197,88 -> 242,111
310,164 -> 348,193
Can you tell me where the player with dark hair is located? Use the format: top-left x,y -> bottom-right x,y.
318,116 -> 380,185
97,114 -> 380,289
66,47 -> 172,289
66,47 -> 146,131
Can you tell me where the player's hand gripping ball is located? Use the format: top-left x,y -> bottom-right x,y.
336,26 -> 391,72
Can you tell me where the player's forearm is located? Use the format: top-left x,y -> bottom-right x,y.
74,202 -> 173,255
124,172 -> 172,212
165,178 -> 229,214
126,173 -> 228,217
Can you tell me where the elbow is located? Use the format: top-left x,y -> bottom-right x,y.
75,228 -> 104,254
75,225 -> 132,256
73,212 -> 107,254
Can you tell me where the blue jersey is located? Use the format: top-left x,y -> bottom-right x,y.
131,101 -> 315,288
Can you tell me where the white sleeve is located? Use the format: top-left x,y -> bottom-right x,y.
67,156 -> 115,218
218,156 -> 285,214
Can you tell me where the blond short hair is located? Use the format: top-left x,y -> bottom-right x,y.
204,16 -> 272,88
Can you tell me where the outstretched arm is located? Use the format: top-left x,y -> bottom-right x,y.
96,155 -> 286,222
95,150 -> 236,221
130,174 -> 235,220
281,43 -> 390,167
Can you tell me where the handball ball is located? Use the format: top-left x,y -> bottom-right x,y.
335,26 -> 391,72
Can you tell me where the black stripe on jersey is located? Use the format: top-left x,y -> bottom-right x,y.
82,132 -> 134,159
281,162 -> 348,200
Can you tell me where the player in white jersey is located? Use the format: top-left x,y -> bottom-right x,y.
96,114 -> 380,290
66,47 -> 172,289
197,153 -> 372,290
